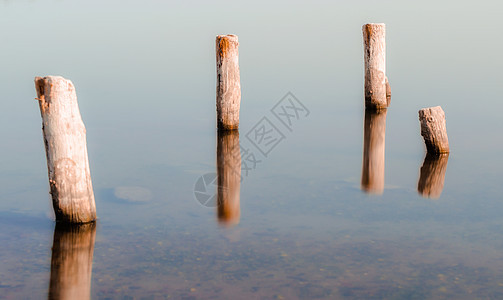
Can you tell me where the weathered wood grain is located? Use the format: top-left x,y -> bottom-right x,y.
363,23 -> 388,110
48,222 -> 96,300
385,76 -> 391,107
217,129 -> 241,226
34,76 -> 96,223
418,153 -> 449,199
418,106 -> 450,153
361,109 -> 387,194
216,34 -> 241,130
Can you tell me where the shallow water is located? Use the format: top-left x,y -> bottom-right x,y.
1,1 -> 503,299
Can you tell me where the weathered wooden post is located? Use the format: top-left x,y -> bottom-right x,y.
363,23 -> 389,110
217,129 -> 241,226
48,222 -> 96,300
418,153 -> 449,199
216,34 -> 241,130
361,109 -> 387,194
34,76 -> 96,223
418,106 -> 450,153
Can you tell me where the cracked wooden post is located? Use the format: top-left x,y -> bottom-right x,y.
216,34 -> 241,130
217,129 -> 241,226
363,23 -> 389,110
34,76 -> 96,223
419,106 -> 450,154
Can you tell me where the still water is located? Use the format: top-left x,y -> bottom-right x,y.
1,0 -> 503,299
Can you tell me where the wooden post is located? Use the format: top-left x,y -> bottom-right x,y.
34,76 -> 96,223
418,153 -> 449,199
418,106 -> 450,153
48,222 -> 96,300
363,23 -> 388,110
385,76 -> 391,107
217,129 -> 241,226
361,109 -> 387,194
216,34 -> 241,130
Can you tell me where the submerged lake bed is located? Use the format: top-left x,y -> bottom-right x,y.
1,0 -> 503,299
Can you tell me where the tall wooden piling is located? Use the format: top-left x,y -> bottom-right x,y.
35,76 -> 96,223
48,222 -> 96,300
363,23 -> 388,110
361,109 -> 387,194
217,129 -> 241,226
418,153 -> 449,199
216,34 -> 241,130
418,106 -> 449,153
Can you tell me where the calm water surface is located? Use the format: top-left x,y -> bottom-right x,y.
1,1 -> 503,299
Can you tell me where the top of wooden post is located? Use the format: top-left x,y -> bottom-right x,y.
35,76 -> 76,115
217,34 -> 237,38
216,34 -> 239,59
362,23 -> 385,33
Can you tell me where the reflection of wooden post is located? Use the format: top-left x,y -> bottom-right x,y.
418,153 -> 449,199
363,23 -> 388,110
217,130 -> 241,226
49,222 -> 96,300
34,76 -> 96,223
216,35 -> 241,130
361,109 -> 387,194
418,106 -> 449,154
